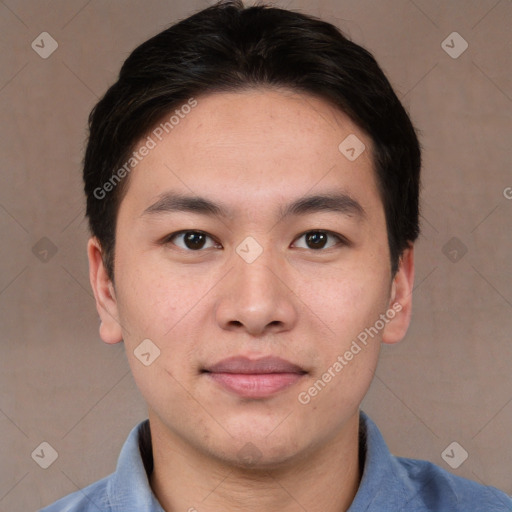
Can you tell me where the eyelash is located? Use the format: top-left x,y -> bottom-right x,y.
162,229 -> 349,252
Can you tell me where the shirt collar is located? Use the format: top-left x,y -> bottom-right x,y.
348,410 -> 405,511
350,410 -> 459,511
107,419 -> 164,511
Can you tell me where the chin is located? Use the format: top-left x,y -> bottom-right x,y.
208,427 -> 309,471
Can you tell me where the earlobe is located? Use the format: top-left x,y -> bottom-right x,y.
381,244 -> 415,345
87,237 -> 123,344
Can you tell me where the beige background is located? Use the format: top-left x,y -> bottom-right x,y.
0,0 -> 511,510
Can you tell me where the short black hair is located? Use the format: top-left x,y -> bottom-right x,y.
83,0 -> 421,280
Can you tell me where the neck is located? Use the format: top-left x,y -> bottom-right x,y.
147,411 -> 362,512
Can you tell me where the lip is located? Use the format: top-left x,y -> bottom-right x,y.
204,355 -> 305,374
203,356 -> 307,398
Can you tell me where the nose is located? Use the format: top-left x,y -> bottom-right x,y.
214,244 -> 299,336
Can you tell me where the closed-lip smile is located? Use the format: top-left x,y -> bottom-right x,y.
203,355 -> 307,398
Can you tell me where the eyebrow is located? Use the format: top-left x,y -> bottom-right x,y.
142,191 -> 366,222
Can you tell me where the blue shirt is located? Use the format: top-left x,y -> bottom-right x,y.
40,411 -> 512,511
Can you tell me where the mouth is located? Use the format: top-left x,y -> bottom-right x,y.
202,355 -> 307,399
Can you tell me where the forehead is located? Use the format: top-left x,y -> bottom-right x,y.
119,88 -> 381,221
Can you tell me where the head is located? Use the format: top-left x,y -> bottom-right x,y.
86,0 -> 420,468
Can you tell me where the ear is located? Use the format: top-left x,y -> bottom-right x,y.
381,243 -> 415,345
87,237 -> 123,344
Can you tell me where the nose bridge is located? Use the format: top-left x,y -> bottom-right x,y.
234,236 -> 284,305
238,246 -> 279,295
215,236 -> 297,334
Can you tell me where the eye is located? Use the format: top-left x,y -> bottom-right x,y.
164,230 -> 220,251
162,229 -> 348,252
292,230 -> 347,250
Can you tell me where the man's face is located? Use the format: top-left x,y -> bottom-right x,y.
89,88 -> 413,467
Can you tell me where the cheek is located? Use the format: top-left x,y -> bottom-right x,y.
115,269 -> 201,414
294,266 -> 388,401
113,238 -> 190,338
113,248 -> 211,391
296,262 -> 389,337
116,273 -> 178,339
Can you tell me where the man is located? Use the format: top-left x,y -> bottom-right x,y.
41,1 -> 512,510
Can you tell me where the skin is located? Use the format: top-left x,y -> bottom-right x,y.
88,88 -> 414,512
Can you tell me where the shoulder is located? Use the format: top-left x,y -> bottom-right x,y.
38,475 -> 112,512
395,455 -> 512,511
38,420 -> 158,511
357,411 -> 512,512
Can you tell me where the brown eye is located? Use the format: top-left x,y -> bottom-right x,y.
293,230 -> 345,250
165,231 -> 219,251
